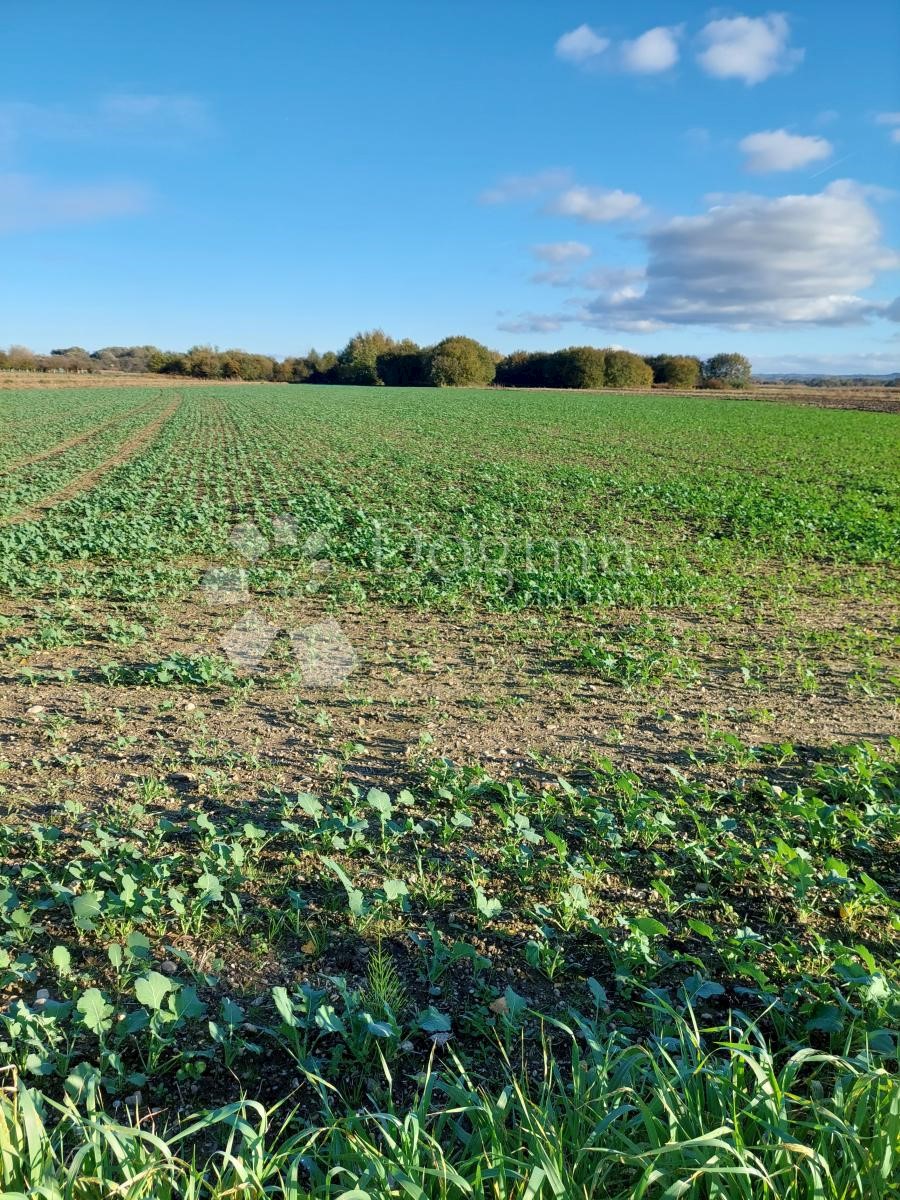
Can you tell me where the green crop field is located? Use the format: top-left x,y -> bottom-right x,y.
0,383 -> 898,1197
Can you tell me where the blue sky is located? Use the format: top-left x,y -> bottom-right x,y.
2,1 -> 899,372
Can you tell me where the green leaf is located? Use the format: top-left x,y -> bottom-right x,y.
51,945 -> 71,977
805,1002 -> 843,1033
418,1006 -> 452,1034
366,788 -> 393,818
474,886 -> 502,920
221,997 -> 244,1029
72,890 -> 103,930
195,873 -> 223,903
76,988 -> 114,1035
126,931 -> 152,959
272,986 -> 298,1027
382,878 -> 408,902
587,977 -> 609,1011
135,971 -> 174,1010
631,916 -> 668,938
65,1062 -> 101,1105
314,1004 -> 346,1035
172,984 -> 206,1021
323,858 -> 366,917
687,919 -> 715,941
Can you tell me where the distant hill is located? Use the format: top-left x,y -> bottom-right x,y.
754,372 -> 900,385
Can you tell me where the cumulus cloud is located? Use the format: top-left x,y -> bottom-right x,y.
531,241 -> 592,263
480,168 -> 570,205
548,185 -> 645,223
739,129 -> 833,172
555,24 -> 610,64
620,26 -> 682,73
0,172 -> 148,233
578,181 -> 899,330
499,182 -> 899,334
697,14 -> 803,84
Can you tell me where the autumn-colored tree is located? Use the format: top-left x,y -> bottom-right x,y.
184,345 -> 221,379
603,349 -> 653,388
335,330 -> 399,385
377,339 -> 427,386
550,346 -> 606,388
427,336 -> 496,387
646,354 -> 701,388
702,353 -> 752,388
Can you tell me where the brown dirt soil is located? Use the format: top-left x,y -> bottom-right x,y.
1,589 -> 896,820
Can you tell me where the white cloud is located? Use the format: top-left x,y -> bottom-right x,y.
0,172 -> 148,233
555,181 -> 899,331
620,26 -> 681,74
549,185 -> 645,223
531,241 -> 592,263
555,24 -> 610,64
739,129 -> 833,172
697,14 -> 803,84
508,178 -> 900,333
752,352 -> 900,375
480,168 -> 570,205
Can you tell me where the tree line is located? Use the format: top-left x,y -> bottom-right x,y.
0,334 -> 753,389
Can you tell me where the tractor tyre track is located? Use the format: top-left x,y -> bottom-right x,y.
1,396 -> 182,526
0,393 -> 168,475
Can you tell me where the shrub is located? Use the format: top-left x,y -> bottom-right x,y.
604,349 -> 653,388
376,345 -> 428,386
427,336 -> 496,387
702,352 -> 752,388
550,346 -> 607,388
646,354 -> 701,389
496,351 -> 551,388
336,330 -> 399,385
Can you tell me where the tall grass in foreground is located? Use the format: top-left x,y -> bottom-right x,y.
1,1006 -> 897,1199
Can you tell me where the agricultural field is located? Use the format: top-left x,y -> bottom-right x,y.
0,382 -> 898,1197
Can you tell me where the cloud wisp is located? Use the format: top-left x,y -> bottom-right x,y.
481,172 -> 645,225
0,172 -> 148,234
875,113 -> 900,145
531,241 -> 592,264
479,169 -> 571,205
0,93 -> 212,151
